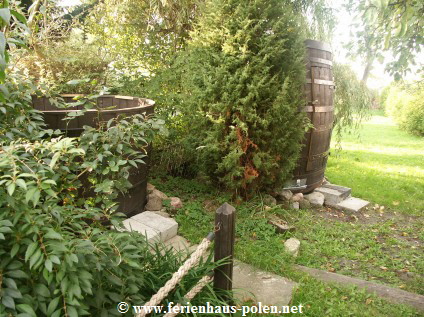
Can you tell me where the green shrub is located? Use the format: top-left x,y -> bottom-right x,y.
0,75 -> 218,317
171,0 -> 308,195
385,81 -> 424,136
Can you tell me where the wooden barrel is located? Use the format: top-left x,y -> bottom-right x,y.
290,40 -> 334,193
32,95 -> 155,216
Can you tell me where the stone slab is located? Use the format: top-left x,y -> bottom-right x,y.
233,261 -> 297,306
131,211 -> 178,242
122,219 -> 160,243
321,184 -> 352,197
315,186 -> 350,206
336,197 -> 370,212
296,265 -> 424,313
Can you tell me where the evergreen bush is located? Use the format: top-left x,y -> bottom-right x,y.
176,0 -> 308,195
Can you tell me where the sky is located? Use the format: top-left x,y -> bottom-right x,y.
58,0 -> 422,91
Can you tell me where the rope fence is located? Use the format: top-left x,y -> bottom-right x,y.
135,203 -> 235,317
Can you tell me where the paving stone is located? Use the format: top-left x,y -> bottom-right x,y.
131,211 -> 178,241
121,219 -> 160,243
336,197 -> 370,213
233,261 -> 298,306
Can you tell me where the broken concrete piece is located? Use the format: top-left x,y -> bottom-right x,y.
337,197 -> 370,213
299,199 -> 311,210
146,183 -> 156,194
268,220 -> 296,234
284,238 -> 300,257
277,189 -> 293,202
315,186 -> 350,206
304,191 -> 325,207
233,261 -> 298,306
145,194 -> 162,211
170,197 -> 183,209
291,193 -> 303,202
263,194 -> 277,206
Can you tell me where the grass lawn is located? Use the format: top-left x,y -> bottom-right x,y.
149,113 -> 423,316
326,113 -> 424,215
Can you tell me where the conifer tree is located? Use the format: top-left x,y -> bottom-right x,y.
179,0 -> 308,195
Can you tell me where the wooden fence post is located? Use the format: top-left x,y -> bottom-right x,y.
214,202 -> 236,299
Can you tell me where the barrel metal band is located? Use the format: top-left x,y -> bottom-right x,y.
309,57 -> 333,66
303,106 -> 334,113
306,78 -> 335,86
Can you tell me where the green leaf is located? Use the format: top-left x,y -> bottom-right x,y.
25,242 -> 38,262
25,187 -> 37,203
45,259 -> 53,272
35,283 -> 50,297
50,152 -> 60,169
51,309 -> 62,317
10,9 -> 26,24
4,277 -> 17,290
50,255 -> 61,264
0,226 -> 12,233
15,178 -> 27,190
67,305 -> 78,317
10,244 -> 19,257
6,270 -> 27,279
47,297 -> 61,316
2,295 -> 15,309
44,230 -> 63,240
0,220 -> 13,227
17,303 -> 37,317
29,249 -> 42,269
0,8 -> 11,25
7,182 -> 15,195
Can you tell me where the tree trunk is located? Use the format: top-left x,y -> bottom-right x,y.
361,56 -> 374,84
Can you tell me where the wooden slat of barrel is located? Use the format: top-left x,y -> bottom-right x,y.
290,39 -> 334,193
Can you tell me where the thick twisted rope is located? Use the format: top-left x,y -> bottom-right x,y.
135,233 -> 215,317
163,274 -> 213,317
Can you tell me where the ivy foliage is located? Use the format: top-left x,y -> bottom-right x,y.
173,0 -> 308,195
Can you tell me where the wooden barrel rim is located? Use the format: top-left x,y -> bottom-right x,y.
39,105 -> 154,115
304,39 -> 332,53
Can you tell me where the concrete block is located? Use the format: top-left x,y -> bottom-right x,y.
233,261 -> 298,306
131,211 -> 178,241
314,187 -> 345,206
336,197 -> 370,213
121,219 -> 160,243
321,184 -> 351,198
